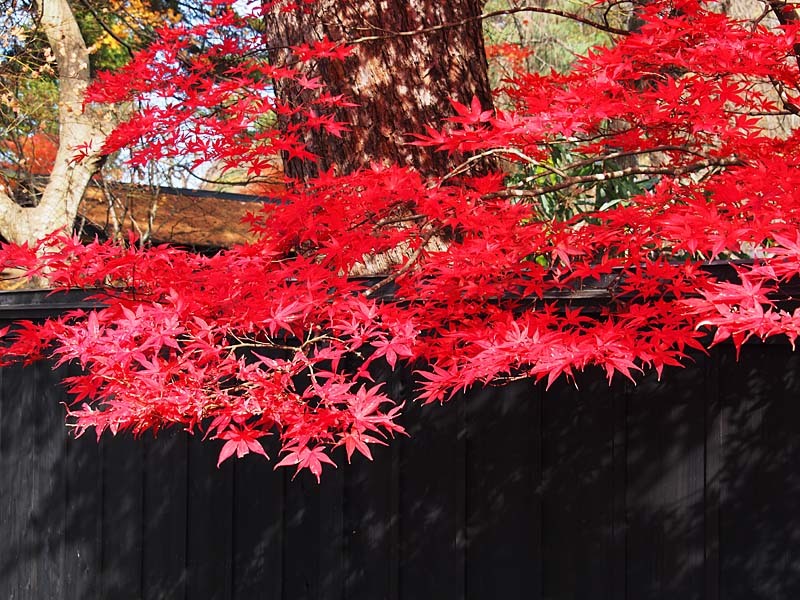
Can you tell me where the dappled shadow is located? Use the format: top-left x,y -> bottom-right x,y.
4,346 -> 800,598
716,345 -> 800,599
0,358 -> 192,599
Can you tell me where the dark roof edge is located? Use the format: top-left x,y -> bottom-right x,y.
0,262 -> 792,319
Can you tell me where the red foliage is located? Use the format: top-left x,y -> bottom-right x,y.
486,42 -> 534,71
3,0 -> 800,479
1,133 -> 58,175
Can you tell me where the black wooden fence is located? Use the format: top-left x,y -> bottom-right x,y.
2,296 -> 800,598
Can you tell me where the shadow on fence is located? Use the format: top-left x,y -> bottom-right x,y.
3,345 -> 800,599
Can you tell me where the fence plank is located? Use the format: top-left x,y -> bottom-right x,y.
281,464 -> 345,600
541,370 -> 620,600
342,443 -> 398,600
63,430 -> 102,600
282,472 -> 320,600
704,352 -> 721,600
32,364 -> 68,598
186,435 -> 234,600
0,363 -> 69,599
611,379 -> 628,600
465,379 -> 542,600
626,362 -> 707,600
100,433 -> 144,599
232,452 -> 284,600
318,464 -> 346,600
718,345 -> 800,599
341,365 -> 409,600
0,364 -> 37,599
398,398 -> 466,600
142,431 -> 188,600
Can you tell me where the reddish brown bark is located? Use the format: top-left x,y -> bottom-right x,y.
264,0 -> 494,179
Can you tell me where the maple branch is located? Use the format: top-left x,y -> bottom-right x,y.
346,6 -> 629,46
364,227 -> 436,298
440,147 -> 569,184
346,207 -> 425,233
557,146 -> 710,173
0,189 -> 26,239
443,145 -> 714,190
175,163 -> 283,189
767,77 -> 800,115
768,0 -> 800,71
372,214 -> 426,229
226,333 -> 337,354
493,156 -> 744,198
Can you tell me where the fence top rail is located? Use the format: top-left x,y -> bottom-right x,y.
0,261 -> 796,319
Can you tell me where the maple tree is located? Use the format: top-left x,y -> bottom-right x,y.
2,0 -> 800,480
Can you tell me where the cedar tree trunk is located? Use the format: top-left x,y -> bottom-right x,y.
264,0 -> 494,179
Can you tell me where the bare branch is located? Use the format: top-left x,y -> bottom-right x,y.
364,227 -> 435,297
492,156 -> 744,199
346,6 -> 629,46
76,0 -> 135,58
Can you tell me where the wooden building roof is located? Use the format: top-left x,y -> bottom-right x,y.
79,183 -> 274,249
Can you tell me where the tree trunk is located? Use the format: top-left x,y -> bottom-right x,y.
264,0 -> 494,180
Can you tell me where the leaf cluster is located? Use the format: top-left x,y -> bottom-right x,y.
4,0 -> 800,479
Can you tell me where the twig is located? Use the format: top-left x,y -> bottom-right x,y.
373,213 -> 426,228
346,6 -> 629,46
440,147 -> 569,184
492,156 -> 743,198
364,228 -> 435,297
556,145 -> 708,172
77,0 -> 134,58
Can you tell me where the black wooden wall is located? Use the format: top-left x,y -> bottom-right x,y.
2,343 -> 800,599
